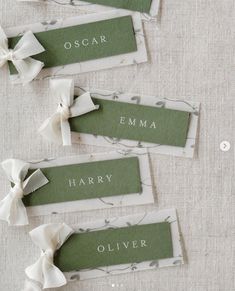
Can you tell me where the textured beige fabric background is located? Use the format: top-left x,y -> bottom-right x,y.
0,0 -> 234,290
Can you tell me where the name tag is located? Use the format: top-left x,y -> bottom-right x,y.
71,98 -> 190,147
54,209 -> 183,280
56,223 -> 173,270
70,88 -> 200,158
21,150 -> 153,216
6,11 -> 147,83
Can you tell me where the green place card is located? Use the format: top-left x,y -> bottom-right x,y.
80,0 -> 153,13
8,15 -> 137,74
70,98 -> 190,147
54,222 -> 173,271
22,157 -> 141,207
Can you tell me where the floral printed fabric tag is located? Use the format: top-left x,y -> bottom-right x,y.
24,149 -> 153,217
5,11 -> 147,83
18,0 -> 161,19
59,208 -> 183,281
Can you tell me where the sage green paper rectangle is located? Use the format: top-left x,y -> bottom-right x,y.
80,0 -> 153,13
22,157 -> 141,207
54,222 -> 173,271
70,98 -> 190,147
8,15 -> 137,74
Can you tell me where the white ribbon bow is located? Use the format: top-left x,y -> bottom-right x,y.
0,159 -> 49,226
39,79 -> 99,146
25,223 -> 74,289
23,280 -> 42,291
0,26 -> 45,83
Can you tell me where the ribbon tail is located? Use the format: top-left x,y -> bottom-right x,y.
39,113 -> 63,145
13,30 -> 45,59
0,57 -> 6,68
43,260 -> 67,289
25,256 -> 44,285
26,257 -> 67,288
61,119 -> 72,146
70,91 -> 99,117
23,169 -> 49,195
26,256 -> 67,288
0,194 -> 13,224
13,57 -> 44,84
0,26 -> 8,67
0,26 -> 8,51
10,197 -> 28,225
0,193 -> 28,225
26,257 -> 67,289
22,280 -> 42,291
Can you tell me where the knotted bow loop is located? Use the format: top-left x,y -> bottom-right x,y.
2,158 -> 29,183
57,102 -> 71,121
0,159 -> 49,226
51,78 -> 74,108
25,223 -> 74,289
39,79 -> 99,146
11,182 -> 24,199
0,26 -> 45,83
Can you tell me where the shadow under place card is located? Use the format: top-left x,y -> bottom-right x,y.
67,88 -> 200,158
19,0 -> 161,20
1,149 -> 153,226
4,11 -> 147,83
23,208 -> 183,290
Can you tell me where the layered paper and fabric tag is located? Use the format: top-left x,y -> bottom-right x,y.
22,150 -> 153,217
70,98 -> 190,147
4,11 -> 147,83
23,208 -> 183,289
18,0 -> 160,19
60,88 -> 200,158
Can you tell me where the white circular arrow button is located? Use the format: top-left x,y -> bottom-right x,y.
220,141 -> 231,152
